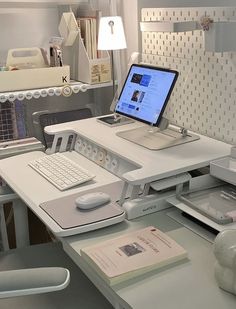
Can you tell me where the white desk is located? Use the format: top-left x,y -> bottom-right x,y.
0,117 -> 234,308
62,209 -> 236,309
0,118 -> 232,236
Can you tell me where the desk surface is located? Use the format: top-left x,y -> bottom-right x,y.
62,209 -> 236,309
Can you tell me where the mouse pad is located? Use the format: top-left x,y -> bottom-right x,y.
40,183 -> 124,229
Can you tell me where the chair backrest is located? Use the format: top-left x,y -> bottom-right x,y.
35,108 -> 93,148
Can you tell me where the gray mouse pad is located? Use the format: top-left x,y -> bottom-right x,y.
40,183 -> 124,229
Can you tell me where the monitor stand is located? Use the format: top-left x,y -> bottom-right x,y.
116,119 -> 199,150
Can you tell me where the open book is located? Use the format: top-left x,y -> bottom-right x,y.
81,226 -> 187,285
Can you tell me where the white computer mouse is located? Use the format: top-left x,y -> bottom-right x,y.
75,192 -> 111,210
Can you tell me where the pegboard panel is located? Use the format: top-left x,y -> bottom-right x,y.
141,7 -> 236,144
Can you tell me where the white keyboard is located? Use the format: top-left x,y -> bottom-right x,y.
28,153 -> 95,191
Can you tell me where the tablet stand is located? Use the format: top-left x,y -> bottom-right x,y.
97,113 -> 135,127
116,117 -> 199,150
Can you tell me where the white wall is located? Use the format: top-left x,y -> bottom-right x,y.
122,1 -> 139,63
0,6 -> 59,63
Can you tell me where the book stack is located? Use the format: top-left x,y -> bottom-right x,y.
81,226 -> 188,285
77,9 -> 101,60
77,17 -> 98,60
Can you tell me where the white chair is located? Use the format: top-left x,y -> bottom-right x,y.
0,196 -> 69,299
0,193 -> 113,308
0,266 -> 70,298
0,242 -> 113,308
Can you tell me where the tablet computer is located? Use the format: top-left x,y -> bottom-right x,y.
114,64 -> 178,127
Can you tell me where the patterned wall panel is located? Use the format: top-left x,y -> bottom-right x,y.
141,7 -> 236,144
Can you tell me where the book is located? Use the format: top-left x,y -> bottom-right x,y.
81,226 -> 187,285
78,18 -> 93,59
77,9 -> 100,60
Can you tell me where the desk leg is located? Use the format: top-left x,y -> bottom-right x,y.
12,199 -> 30,248
119,182 -> 129,205
0,205 -> 9,251
142,183 -> 150,196
119,183 -> 141,205
130,185 -> 141,199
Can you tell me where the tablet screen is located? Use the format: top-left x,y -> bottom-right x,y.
114,64 -> 178,126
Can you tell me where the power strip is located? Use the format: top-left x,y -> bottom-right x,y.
123,191 -> 175,220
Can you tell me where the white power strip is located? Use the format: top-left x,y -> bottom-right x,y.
123,191 -> 175,220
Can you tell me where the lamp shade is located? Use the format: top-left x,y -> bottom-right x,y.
98,16 -> 127,50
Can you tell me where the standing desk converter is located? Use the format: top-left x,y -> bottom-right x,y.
0,117 -> 235,309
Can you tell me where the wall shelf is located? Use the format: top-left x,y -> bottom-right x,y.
140,21 -> 200,33
140,19 -> 236,52
0,81 -> 112,103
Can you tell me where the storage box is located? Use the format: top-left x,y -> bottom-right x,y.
64,34 -> 111,84
0,65 -> 70,92
210,157 -> 236,186
77,44 -> 111,84
59,11 -> 111,84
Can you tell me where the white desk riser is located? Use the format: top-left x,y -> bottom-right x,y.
0,117 -> 235,309
45,118 -> 232,185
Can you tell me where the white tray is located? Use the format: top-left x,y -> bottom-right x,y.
210,157 -> 236,186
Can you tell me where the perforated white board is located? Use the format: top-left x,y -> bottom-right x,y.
141,7 -> 236,144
